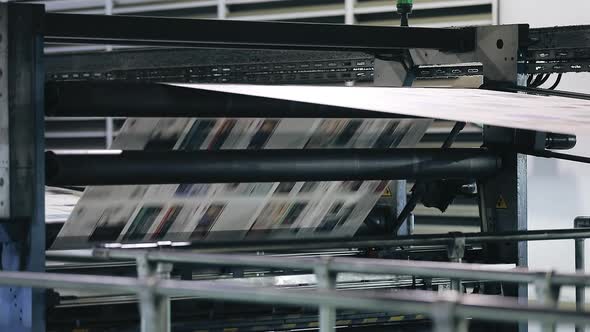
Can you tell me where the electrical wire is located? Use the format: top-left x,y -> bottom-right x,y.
529,74 -> 551,88
530,74 -> 543,87
533,149 -> 590,164
548,74 -> 562,90
393,122 -> 466,229
536,74 -> 551,87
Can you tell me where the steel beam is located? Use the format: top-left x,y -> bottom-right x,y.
45,149 -> 501,186
0,270 -> 588,327
87,247 -> 590,288
0,3 -> 45,332
65,227 -> 590,254
43,13 -> 476,51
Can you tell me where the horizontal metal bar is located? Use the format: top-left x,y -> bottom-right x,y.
0,270 -> 589,326
73,227 -> 590,254
45,82 -> 410,119
45,149 -> 501,186
86,248 -> 590,287
43,13 -> 476,51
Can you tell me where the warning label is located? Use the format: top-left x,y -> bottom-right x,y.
496,195 -> 508,209
382,187 -> 393,197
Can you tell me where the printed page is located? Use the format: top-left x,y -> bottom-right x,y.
52,117 -> 431,249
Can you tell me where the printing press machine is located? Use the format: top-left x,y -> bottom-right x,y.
2,2 -> 590,332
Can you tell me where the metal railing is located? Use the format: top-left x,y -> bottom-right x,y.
42,222 -> 590,332
3,252 -> 589,332
37,228 -> 589,331
0,266 -> 589,332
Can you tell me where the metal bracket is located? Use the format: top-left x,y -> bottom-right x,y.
447,235 -> 466,263
412,25 -> 523,85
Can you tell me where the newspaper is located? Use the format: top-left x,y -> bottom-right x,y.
52,117 -> 431,249
169,84 -> 590,135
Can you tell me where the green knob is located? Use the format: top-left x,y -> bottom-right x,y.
397,0 -> 413,11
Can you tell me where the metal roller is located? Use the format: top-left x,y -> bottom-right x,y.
45,148 -> 502,186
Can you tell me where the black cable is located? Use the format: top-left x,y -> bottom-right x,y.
530,74 -> 542,87
526,74 -> 535,86
548,74 -> 562,90
530,74 -> 551,88
393,122 -> 467,229
442,122 -> 467,148
533,149 -> 590,164
536,74 -> 551,87
486,85 -> 590,101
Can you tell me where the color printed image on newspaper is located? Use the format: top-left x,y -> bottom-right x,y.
51,117 -> 432,249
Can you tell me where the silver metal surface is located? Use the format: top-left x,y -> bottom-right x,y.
535,272 -> 561,332
0,270 -> 590,328
85,248 -> 590,287
447,238 -> 465,292
575,226 -> 586,332
315,263 -> 337,332
412,24 -> 521,84
136,256 -> 172,332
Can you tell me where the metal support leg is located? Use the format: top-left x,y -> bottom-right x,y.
574,217 -> 589,332
136,256 -> 173,332
479,144 -> 527,332
0,4 -> 45,332
447,236 -> 465,292
315,262 -> 337,332
535,272 -> 561,332
432,295 -> 469,332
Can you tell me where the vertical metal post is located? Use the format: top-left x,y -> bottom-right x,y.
315,262 -> 337,332
575,237 -> 585,332
136,256 -> 173,332
0,3 -> 45,332
0,3 -> 9,221
432,297 -> 469,332
480,131 -> 528,332
217,0 -> 227,19
344,0 -> 355,25
156,262 -> 172,332
447,237 -> 465,292
535,272 -> 560,332
491,0 -> 499,25
394,181 -> 412,236
574,217 -> 589,332
104,0 -> 114,148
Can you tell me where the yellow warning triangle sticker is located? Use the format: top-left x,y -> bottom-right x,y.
496,195 -> 508,209
382,187 -> 393,197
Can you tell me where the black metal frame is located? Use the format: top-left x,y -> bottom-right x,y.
45,149 -> 501,186
44,13 -> 476,52
0,3 -> 45,332
8,3 -> 586,332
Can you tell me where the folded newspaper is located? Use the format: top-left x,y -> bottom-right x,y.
52,117 -> 431,249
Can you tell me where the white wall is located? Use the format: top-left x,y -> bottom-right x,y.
500,1 -> 590,331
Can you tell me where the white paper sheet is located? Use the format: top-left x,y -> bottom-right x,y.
168,84 -> 590,135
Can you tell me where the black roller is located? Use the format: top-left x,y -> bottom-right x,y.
45,81 -> 407,119
546,133 -> 576,150
45,149 -> 502,186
